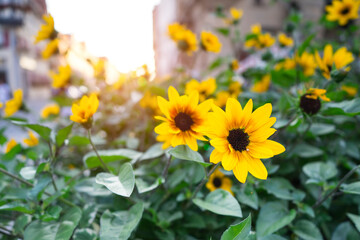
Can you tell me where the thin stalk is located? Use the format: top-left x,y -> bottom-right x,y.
47,141 -> 58,191
313,165 -> 360,209
0,167 -> 76,208
185,162 -> 220,209
87,129 -> 110,172
162,155 -> 172,180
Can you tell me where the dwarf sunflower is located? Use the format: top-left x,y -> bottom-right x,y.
155,86 -> 212,151
206,169 -> 233,195
278,33 -> 294,47
70,93 -> 99,128
200,31 -> 222,53
203,98 -> 285,183
5,139 -> 17,153
315,44 -> 354,80
326,0 -> 360,26
341,85 -> 357,97
185,77 -> 217,102
42,39 -> 59,59
50,65 -> 71,89
295,52 -> 317,76
41,103 -> 60,119
35,14 -> 56,43
4,89 -> 23,117
300,88 -> 330,115
251,74 -> 271,93
23,131 -> 39,147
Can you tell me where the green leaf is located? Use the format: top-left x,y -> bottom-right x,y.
262,178 -> 305,201
271,69 -> 297,87
41,205 -> 62,222
55,124 -> 73,147
209,57 -> 224,70
73,228 -> 97,240
136,177 -> 164,194
24,206 -> 82,240
13,122 -> 52,141
69,136 -> 90,146
221,214 -> 251,240
303,162 -> 337,184
293,220 -> 323,240
341,182 -> 360,195
100,202 -> 144,240
309,123 -> 335,136
84,149 -> 142,169
14,215 -> 32,235
256,201 -> 296,237
293,143 -> 323,158
139,143 -> 164,161
193,189 -> 242,218
298,34 -> 314,55
95,163 -> 135,197
235,184 -> 258,210
347,213 -> 360,233
0,202 -> 34,214
323,98 -> 360,116
20,166 -> 36,180
332,222 -> 360,240
79,204 -> 98,228
216,28 -> 229,36
168,145 -> 211,167
29,173 -> 52,201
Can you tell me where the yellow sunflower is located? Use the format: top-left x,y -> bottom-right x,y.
4,89 -> 23,117
326,0 -> 360,26
203,98 -> 285,183
200,31 -> 222,53
300,88 -> 330,115
278,33 -> 294,47
50,64 -> 71,89
154,86 -> 212,151
315,44 -> 354,80
34,14 -> 56,43
275,58 -> 296,70
231,59 -> 239,71
168,22 -> 187,41
206,169 -> 233,195
42,39 -> 59,59
23,131 -> 39,147
185,77 -> 217,102
214,91 -> 231,109
5,139 -> 17,153
295,52 -> 317,76
70,93 -> 99,128
41,103 -> 60,119
341,85 -> 357,97
251,74 -> 271,93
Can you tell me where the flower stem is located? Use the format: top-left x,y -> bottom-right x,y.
185,162 -> 220,209
87,129 -> 110,173
162,154 -> 172,180
312,164 -> 360,209
47,141 -> 58,191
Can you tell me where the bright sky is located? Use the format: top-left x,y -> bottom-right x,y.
46,0 -> 161,73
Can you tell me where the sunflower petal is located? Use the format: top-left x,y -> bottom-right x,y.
264,140 -> 286,155
222,151 -> 238,171
210,149 -> 223,164
233,156 -> 248,183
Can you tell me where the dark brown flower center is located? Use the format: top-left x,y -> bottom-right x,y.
174,112 -> 194,131
227,128 -> 250,152
177,40 -> 189,51
340,6 -> 350,15
327,64 -> 332,72
213,177 -> 222,188
300,94 -> 321,115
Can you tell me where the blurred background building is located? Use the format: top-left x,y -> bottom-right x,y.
153,0 -> 324,78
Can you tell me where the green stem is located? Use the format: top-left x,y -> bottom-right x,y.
87,129 -> 110,172
313,165 -> 360,209
47,141 -> 58,191
185,162 -> 221,209
162,155 -> 172,180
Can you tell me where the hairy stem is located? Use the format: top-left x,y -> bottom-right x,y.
313,165 -> 360,209
87,129 -> 110,173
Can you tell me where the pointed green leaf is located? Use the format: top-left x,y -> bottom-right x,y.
221,214 -> 251,240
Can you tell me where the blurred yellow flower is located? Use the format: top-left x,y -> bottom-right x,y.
251,74 -> 271,93
140,90 -> 160,115
167,23 -> 198,55
245,33 -> 275,49
41,103 -> 60,119
35,14 -> 55,43
93,58 -> 106,79
5,139 -> 17,153
203,98 -> 285,183
201,31 -> 222,53
295,52 -> 317,76
306,88 -> 330,102
50,65 -> 71,89
206,169 -> 233,195
42,39 -> 59,59
231,59 -> 239,71
230,7 -> 243,20
251,24 -> 262,35
113,74 -> 126,90
229,81 -> 242,96
154,86 -> 212,151
168,22 -> 186,41
70,94 -> 99,126
315,44 -> 354,80
4,89 -> 23,117
185,77 -> 217,102
23,131 -> 39,147
326,0 -> 360,26
214,91 -> 231,108
341,85 -> 357,97
0,102 -> 3,109
278,33 -> 294,47
275,58 -> 296,70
